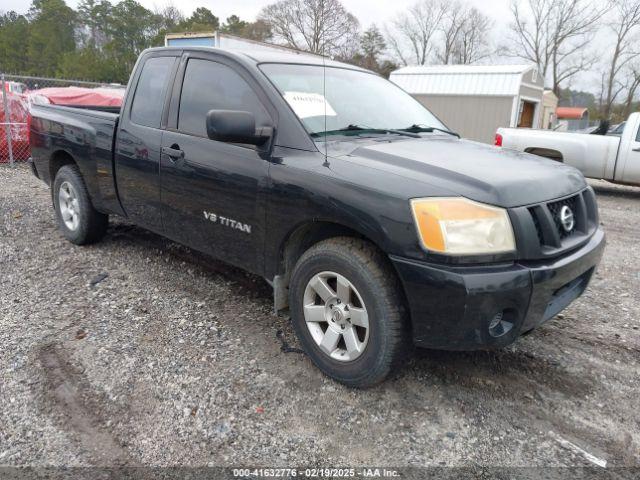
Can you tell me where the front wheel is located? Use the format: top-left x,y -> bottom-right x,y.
289,237 -> 410,388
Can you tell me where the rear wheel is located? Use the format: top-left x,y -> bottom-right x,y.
289,237 -> 410,388
53,165 -> 108,245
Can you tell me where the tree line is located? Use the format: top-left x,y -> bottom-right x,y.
0,0 -> 273,84
0,0 -> 639,120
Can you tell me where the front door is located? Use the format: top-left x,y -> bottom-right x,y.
114,54 -> 177,232
160,55 -> 275,275
618,118 -> 640,184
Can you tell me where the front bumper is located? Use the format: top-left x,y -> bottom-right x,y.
391,228 -> 605,350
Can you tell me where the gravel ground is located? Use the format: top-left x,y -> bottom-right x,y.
0,164 -> 638,469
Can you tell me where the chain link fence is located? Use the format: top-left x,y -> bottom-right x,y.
1,74 -> 125,165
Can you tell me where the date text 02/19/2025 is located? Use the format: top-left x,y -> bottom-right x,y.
232,468 -> 400,477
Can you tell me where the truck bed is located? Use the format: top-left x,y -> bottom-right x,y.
30,103 -> 124,216
33,103 -> 120,120
497,127 -> 620,181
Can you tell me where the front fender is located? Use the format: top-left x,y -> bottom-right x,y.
264,152 -> 420,279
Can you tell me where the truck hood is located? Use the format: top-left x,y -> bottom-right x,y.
333,136 -> 587,208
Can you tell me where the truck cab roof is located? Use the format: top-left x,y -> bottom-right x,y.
143,46 -> 371,72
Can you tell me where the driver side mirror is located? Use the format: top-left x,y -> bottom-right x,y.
206,110 -> 272,146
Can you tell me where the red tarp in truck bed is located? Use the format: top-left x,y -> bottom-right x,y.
28,86 -> 124,107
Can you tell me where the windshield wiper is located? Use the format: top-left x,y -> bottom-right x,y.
311,124 -> 421,138
401,124 -> 460,138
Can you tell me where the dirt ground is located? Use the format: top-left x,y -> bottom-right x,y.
0,164 -> 638,470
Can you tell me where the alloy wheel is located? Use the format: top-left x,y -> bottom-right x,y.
58,181 -> 80,231
303,271 -> 370,362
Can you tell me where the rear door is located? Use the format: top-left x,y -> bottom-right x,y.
160,53 -> 275,275
114,53 -> 178,232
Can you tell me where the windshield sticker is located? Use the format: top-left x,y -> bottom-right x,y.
283,92 -> 337,119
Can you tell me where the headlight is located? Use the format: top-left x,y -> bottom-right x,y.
410,197 -> 515,255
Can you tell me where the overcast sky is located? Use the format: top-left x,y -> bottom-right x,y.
4,0 -> 603,91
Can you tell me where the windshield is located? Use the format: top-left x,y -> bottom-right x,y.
259,63 -> 446,138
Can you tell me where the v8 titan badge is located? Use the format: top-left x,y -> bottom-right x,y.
204,211 -> 252,234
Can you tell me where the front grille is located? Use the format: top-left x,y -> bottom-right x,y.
548,195 -> 579,239
511,187 -> 599,260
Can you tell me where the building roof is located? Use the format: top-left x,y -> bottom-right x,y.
556,107 -> 588,119
165,31 -> 323,57
392,64 -> 534,75
389,64 -> 539,97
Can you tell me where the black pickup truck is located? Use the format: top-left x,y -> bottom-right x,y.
29,47 -> 605,387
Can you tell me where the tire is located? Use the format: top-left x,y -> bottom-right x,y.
52,164 -> 108,245
289,237 -> 410,388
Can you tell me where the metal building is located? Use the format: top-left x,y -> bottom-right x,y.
541,90 -> 559,130
390,64 -> 544,144
165,32 -> 306,56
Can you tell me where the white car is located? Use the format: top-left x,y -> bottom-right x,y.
496,112 -> 640,186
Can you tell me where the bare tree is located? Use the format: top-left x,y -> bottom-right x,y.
602,0 -> 640,118
622,64 -> 640,118
506,0 -> 604,94
548,0 -> 603,95
387,0 -> 492,66
155,3 -> 184,30
452,7 -> 493,64
386,0 -> 449,66
258,0 -> 359,56
506,0 -> 551,75
436,1 -> 465,64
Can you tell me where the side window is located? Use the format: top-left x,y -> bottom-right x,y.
130,57 -> 175,128
636,123 -> 640,142
178,59 -> 270,138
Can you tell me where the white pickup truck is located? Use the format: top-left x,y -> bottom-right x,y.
496,112 -> 640,186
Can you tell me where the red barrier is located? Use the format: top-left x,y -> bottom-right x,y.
1,86 -> 124,162
0,92 -> 29,163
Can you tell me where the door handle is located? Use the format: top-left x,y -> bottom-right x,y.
632,147 -> 640,152
161,146 -> 185,160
